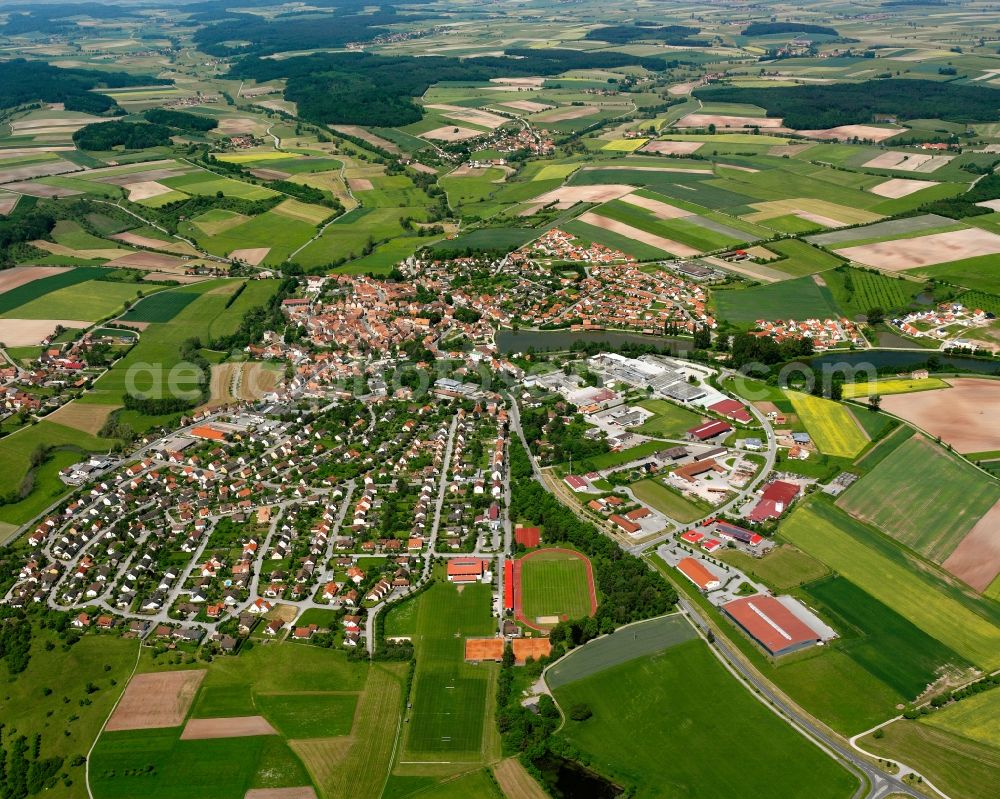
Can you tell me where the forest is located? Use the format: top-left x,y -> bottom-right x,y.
232,49 -> 673,127
585,23 -> 708,45
73,120 -> 174,151
0,60 -> 166,115
694,79 -> 1000,128
741,22 -> 839,36
143,108 -> 218,131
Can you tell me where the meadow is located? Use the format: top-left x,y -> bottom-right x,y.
716,544 -> 829,590
552,639 -> 858,799
0,279 -> 152,322
780,501 -> 1000,668
630,477 -> 707,524
635,398 -> 702,438
519,548 -> 594,621
785,390 -> 869,458
120,290 -> 200,323
924,689 -> 1000,748
712,275 -> 841,323
836,436 -> 1000,564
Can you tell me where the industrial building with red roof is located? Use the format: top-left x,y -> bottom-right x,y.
676,557 -> 721,592
708,399 -> 753,424
686,420 -> 733,441
722,595 -> 821,657
447,558 -> 487,583
748,480 -> 801,523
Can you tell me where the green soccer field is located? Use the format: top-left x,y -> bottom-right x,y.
519,549 -> 594,622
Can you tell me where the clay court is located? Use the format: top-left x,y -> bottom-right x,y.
230,247 -> 271,266
465,637 -> 504,662
577,211 -> 701,257
44,402 -> 119,435
0,265 -> 70,294
106,670 -> 206,731
420,126 -> 485,142
869,178 -> 939,198
532,184 -> 635,207
675,113 -> 785,129
836,228 -> 1000,270
620,192 -> 691,219
879,378 -> 1000,452
799,125 -> 906,142
0,319 -> 88,346
180,715 -> 277,740
640,140 -> 703,155
512,638 -> 552,664
942,499 -> 1000,592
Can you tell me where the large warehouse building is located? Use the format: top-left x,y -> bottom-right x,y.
721,595 -> 822,657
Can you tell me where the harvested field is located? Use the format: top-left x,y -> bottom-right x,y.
143,271 -> 205,283
0,146 -> 75,157
580,165 -> 712,174
494,758 -> 548,799
245,789 -> 317,799
408,162 -> 437,175
420,126 -> 484,142
106,670 -> 205,731
489,77 -> 544,87
249,168 -> 291,180
0,265 -> 70,294
124,181 -> 174,201
9,116 -> 104,131
943,499 -> 1000,592
0,160 -> 81,183
216,117 -> 259,135
498,100 -> 552,113
205,361 -> 282,407
869,178 -> 939,198
0,318 -> 88,346
426,104 -> 508,129
2,181 -> 80,198
111,231 -> 197,255
746,198 -> 882,227
879,378 -> 1000,452
30,240 -> 130,260
44,402 -> 119,435
180,715 -> 276,740
769,143 -> 815,157
98,169 -> 188,186
347,178 -> 373,191
577,211 -> 701,257
837,228 -> 1000,270
800,125 -> 906,142
230,247 -> 271,266
331,125 -> 401,153
107,251 -> 188,270
531,184 -> 635,207
675,113 -> 785,129
534,105 -> 599,122
0,195 -> 17,215
718,163 -> 760,173
668,82 -> 697,95
862,152 -> 953,173
640,140 -> 703,155
620,192 -> 692,219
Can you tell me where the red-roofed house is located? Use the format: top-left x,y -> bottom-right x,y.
610,514 -> 640,534
564,475 -> 588,492
748,481 -> 800,522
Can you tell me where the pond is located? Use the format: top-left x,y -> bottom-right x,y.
532,753 -> 623,799
495,328 -> 691,354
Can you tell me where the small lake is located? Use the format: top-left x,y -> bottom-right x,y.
532,754 -> 623,799
495,328 -> 691,354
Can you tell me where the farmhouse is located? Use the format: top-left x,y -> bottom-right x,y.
686,420 -> 733,441
676,557 -> 721,592
447,558 -> 489,583
722,595 -> 821,657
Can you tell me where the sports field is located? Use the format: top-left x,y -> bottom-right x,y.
923,689 -> 1000,748
785,390 -> 869,457
842,378 -> 949,398
780,502 -> 1000,668
837,436 -> 1000,564
517,548 -> 596,624
545,614 -> 695,690
552,639 -> 858,799
401,575 -> 499,763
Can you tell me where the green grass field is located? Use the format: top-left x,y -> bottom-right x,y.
836,436 -> 1000,564
401,575 -> 499,763
804,576 -> 968,699
120,290 -> 200,323
764,239 -> 844,277
635,398 -> 702,438
1,279 -> 150,322
713,276 -> 841,323
561,218 -> 669,260
786,390 -> 869,458
780,502 -> 1000,668
630,477 -> 707,524
861,720 -> 1000,799
255,693 -> 358,738
571,440 -> 663,471
519,549 -> 594,622
923,689 -> 1000,748
0,266 -> 106,313
717,544 -> 829,590
553,639 -> 858,799
207,279 -> 280,341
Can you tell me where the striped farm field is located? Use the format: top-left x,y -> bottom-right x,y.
780,502 -> 1000,669
922,688 -> 1000,748
836,436 -> 1000,565
516,548 -> 597,626
842,378 -> 949,399
785,391 -> 869,457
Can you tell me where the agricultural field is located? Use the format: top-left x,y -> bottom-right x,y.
785,391 -> 869,458
923,689 -> 1000,749
713,276 -> 841,323
517,548 -> 596,623
716,544 -> 829,591
0,278 -> 152,322
842,378 -> 949,399
120,290 -> 200,323
780,501 -> 1000,669
836,436 -> 1000,567
552,638 -> 858,799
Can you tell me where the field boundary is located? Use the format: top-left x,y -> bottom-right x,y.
513,547 -> 597,632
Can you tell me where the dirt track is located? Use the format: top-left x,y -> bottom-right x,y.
494,758 -> 549,799
106,670 -> 206,731
180,715 -> 277,739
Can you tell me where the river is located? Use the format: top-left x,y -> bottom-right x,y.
495,328 -> 691,354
